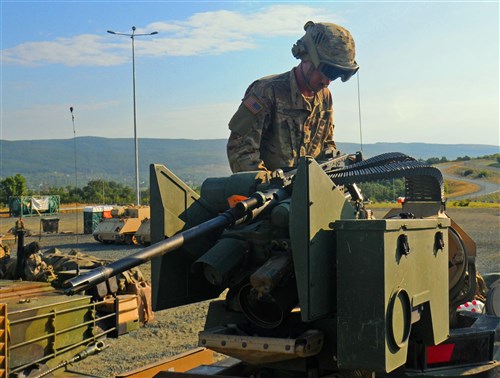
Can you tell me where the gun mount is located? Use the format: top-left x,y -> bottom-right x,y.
64,153 -> 500,377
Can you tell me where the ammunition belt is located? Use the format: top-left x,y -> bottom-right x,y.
324,153 -> 444,201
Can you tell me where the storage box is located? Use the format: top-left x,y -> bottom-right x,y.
41,217 -> 59,233
335,218 -> 451,373
96,294 -> 140,337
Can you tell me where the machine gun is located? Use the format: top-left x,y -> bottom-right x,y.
64,153 -> 353,295
64,154 -> 499,377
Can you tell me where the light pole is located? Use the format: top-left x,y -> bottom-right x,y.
107,26 -> 158,206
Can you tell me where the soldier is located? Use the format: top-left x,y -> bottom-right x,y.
227,21 -> 359,173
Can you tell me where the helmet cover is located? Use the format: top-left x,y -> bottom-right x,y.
292,21 -> 358,70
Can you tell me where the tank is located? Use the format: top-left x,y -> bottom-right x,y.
135,217 -> 151,246
65,153 -> 500,377
93,206 -> 150,244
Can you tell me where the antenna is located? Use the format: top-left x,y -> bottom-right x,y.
70,106 -> 78,200
70,107 -> 80,275
356,73 -> 363,152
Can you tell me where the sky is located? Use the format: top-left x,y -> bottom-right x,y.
1,1 -> 499,146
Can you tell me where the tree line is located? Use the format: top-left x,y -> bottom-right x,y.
1,154 -> 497,206
0,174 -> 149,207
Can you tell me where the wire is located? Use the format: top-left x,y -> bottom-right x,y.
70,107 -> 80,275
356,72 -> 363,153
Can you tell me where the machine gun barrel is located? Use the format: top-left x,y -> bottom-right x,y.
64,188 -> 288,294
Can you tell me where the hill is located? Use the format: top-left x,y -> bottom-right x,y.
1,137 -> 498,188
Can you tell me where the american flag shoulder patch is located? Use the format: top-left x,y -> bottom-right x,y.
242,94 -> 264,115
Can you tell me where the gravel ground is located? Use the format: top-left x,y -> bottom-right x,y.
1,214 -> 220,377
1,207 -> 498,377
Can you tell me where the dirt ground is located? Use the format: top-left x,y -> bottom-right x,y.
1,206 -> 499,377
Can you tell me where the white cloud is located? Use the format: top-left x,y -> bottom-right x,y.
1,5 -> 340,66
2,35 -> 128,67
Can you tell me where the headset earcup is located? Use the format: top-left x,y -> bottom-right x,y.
291,40 -> 307,59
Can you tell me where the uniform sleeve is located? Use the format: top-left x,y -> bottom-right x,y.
316,92 -> 338,161
323,121 -> 336,151
322,92 -> 336,151
226,85 -> 272,173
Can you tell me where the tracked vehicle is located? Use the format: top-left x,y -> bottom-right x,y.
93,206 -> 150,245
135,217 -> 151,246
66,153 -> 500,377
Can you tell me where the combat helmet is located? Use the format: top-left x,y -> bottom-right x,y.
292,21 -> 359,82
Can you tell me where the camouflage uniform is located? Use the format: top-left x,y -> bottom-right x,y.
227,68 -> 336,173
22,241 -> 56,282
25,252 -> 56,282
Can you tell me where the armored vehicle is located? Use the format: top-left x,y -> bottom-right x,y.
135,217 -> 151,246
93,206 -> 150,245
66,153 -> 500,377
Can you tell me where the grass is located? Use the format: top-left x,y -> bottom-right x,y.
439,159 -> 500,185
445,179 -> 480,198
448,191 -> 500,208
369,201 -> 498,209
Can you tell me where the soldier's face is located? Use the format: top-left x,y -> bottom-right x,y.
308,67 -> 332,92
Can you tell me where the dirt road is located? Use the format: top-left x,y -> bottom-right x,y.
438,162 -> 500,200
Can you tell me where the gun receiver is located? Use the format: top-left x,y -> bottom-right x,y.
63,154 -> 354,295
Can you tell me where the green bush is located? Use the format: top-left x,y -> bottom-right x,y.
453,199 -> 471,207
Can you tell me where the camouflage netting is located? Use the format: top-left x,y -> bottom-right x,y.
1,243 -> 145,291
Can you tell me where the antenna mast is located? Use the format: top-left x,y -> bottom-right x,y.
356,73 -> 363,152
70,107 -> 80,274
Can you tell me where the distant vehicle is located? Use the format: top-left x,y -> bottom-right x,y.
135,217 -> 151,246
93,206 -> 150,245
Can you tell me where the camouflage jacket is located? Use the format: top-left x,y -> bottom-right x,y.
227,68 -> 336,172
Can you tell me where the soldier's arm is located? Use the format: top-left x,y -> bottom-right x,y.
323,122 -> 336,151
227,90 -> 271,173
319,93 -> 338,159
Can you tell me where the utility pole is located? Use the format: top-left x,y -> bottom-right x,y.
107,26 -> 158,205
